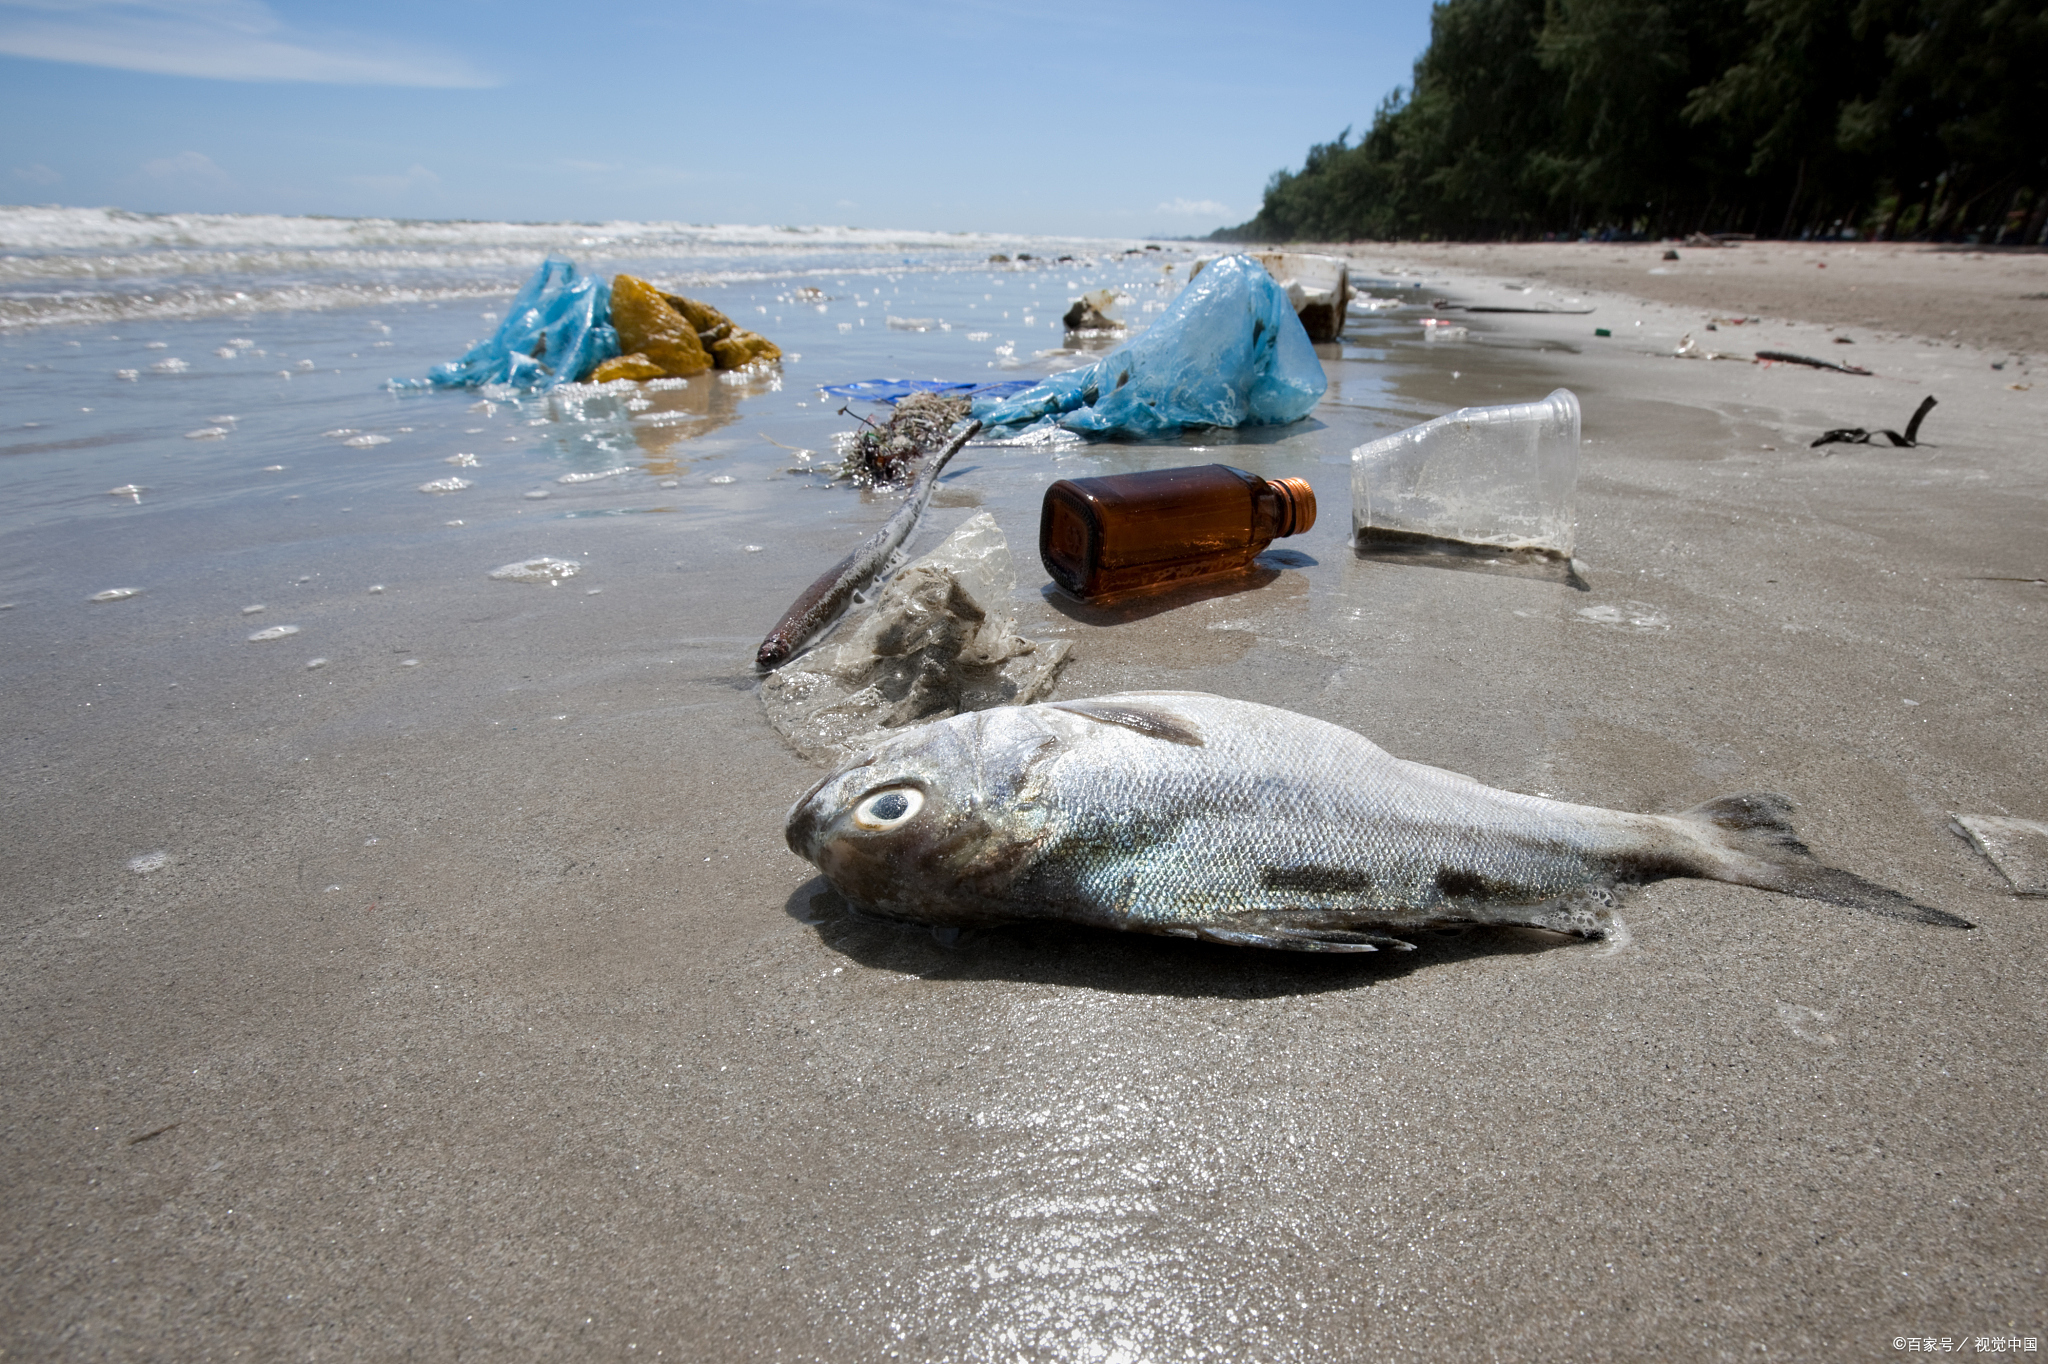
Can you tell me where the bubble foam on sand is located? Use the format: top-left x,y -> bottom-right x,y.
107,484 -> 144,500
126,851 -> 170,874
523,490 -> 549,500
149,357 -> 188,372
342,434 -> 389,448
322,429 -> 358,439
305,657 -> 327,669
184,427 -> 229,440
90,588 -> 139,603
445,453 -> 479,467
241,604 -> 264,614
247,623 -> 300,641
557,467 -> 628,484
116,369 -> 138,381
489,557 -> 581,584
418,477 -> 471,493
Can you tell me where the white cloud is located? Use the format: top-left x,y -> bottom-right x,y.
143,149 -> 232,185
0,0 -> 494,86
1155,198 -> 1233,217
13,162 -> 61,184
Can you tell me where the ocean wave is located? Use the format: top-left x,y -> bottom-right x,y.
0,281 -> 510,330
0,204 -> 1141,256
0,206 -> 1168,329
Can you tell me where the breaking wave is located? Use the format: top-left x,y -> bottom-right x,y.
0,206 -> 1162,330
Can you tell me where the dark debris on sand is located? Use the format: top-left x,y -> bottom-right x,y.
845,392 -> 972,485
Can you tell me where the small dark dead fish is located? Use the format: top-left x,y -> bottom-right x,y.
786,691 -> 1970,950
1757,349 -> 1873,376
756,419 -> 980,670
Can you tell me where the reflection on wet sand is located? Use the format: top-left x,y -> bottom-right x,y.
630,368 -> 784,461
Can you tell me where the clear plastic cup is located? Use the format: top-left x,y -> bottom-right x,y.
1351,387 -> 1580,557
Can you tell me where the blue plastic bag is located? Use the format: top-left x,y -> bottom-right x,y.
972,254 -> 1327,435
395,257 -> 618,390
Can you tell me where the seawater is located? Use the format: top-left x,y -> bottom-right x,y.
0,208 -> 1446,752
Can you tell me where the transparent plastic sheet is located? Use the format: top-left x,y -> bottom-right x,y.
393,257 -> 618,391
758,512 -> 1071,760
1351,388 -> 1581,557
972,254 -> 1327,436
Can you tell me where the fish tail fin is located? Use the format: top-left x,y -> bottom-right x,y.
1677,793 -> 1972,928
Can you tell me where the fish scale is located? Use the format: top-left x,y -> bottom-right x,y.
1018,702 -> 1643,927
786,691 -> 1970,951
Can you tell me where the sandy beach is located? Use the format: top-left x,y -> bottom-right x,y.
2,236 -> 2042,1362
1329,238 -> 2048,358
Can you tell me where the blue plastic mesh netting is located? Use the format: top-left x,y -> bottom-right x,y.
820,379 -> 1039,405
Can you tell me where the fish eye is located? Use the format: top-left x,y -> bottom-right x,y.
851,787 -> 923,831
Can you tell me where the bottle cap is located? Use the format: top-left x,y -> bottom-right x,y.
1269,476 -> 1316,538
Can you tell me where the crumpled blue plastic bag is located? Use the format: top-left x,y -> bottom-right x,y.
972,254 -> 1327,434
394,257 -> 618,390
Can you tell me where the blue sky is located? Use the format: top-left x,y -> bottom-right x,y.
1,0 -> 1437,236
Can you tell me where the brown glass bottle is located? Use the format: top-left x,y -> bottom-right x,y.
1040,464 -> 1316,602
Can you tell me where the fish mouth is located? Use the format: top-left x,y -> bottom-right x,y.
783,757 -> 877,861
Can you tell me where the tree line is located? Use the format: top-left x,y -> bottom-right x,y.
1216,0 -> 2047,244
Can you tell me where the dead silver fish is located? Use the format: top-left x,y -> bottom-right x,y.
756,419 -> 980,670
786,691 -> 1970,950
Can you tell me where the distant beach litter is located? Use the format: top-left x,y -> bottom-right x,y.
1061,288 -> 1127,334
394,260 -> 782,391
1756,349 -> 1873,376
1811,394 -> 1937,448
395,257 -> 617,391
1190,251 -> 1351,342
594,274 -> 781,381
972,254 -> 1326,436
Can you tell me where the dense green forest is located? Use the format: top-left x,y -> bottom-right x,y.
1218,0 -> 2047,243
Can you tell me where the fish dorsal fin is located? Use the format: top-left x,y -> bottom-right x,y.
1051,699 -> 1204,747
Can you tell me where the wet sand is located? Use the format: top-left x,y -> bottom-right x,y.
3,252 -> 2044,1361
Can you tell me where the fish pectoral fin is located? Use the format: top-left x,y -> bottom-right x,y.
1188,925 -> 1415,953
1050,699 -> 1204,747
